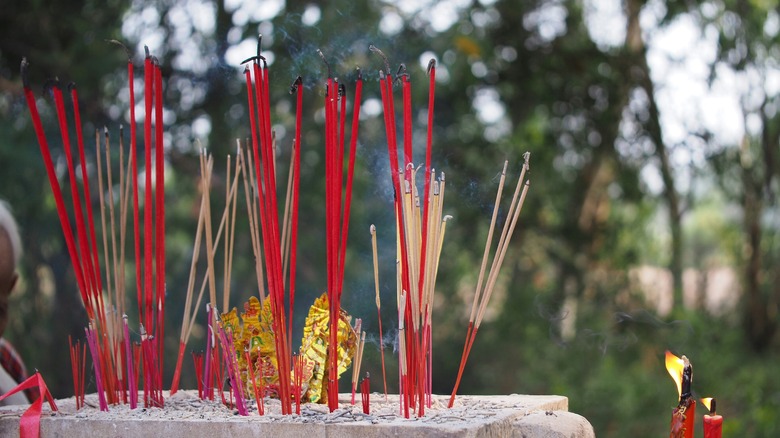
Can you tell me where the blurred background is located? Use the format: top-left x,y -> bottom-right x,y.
1,0 -> 779,435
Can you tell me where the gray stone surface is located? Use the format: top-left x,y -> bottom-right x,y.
0,393 -> 593,437
514,411 -> 595,438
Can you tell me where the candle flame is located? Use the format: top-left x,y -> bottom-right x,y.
665,350 -> 684,398
701,397 -> 713,412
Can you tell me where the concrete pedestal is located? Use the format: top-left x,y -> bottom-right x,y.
0,392 -> 594,437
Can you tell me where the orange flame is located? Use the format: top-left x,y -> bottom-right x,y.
665,350 -> 684,398
701,397 -> 713,412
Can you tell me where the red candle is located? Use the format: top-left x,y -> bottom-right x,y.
702,398 -> 723,438
666,351 -> 695,438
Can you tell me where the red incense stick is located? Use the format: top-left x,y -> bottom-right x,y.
143,49 -> 154,333
69,84 -> 104,304
153,58 -> 166,377
288,76 -> 303,360
21,60 -> 91,316
52,83 -> 104,320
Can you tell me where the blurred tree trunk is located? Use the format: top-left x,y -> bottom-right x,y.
626,0 -> 684,312
740,133 -> 777,351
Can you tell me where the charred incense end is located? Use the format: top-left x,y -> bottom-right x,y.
427,59 -> 436,76
317,49 -> 331,78
289,76 -> 303,95
144,45 -> 151,59
523,151 -> 531,170
67,81 -> 77,92
107,39 -> 132,60
339,83 -> 346,98
370,224 -> 376,235
502,160 -> 508,176
43,77 -> 60,96
240,56 -> 259,66
356,66 -> 362,81
369,44 -> 391,74
395,63 -> 408,85
20,57 -> 30,89
104,126 -> 110,139
256,34 -> 263,60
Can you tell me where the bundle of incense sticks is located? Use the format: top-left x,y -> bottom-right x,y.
448,155 -> 531,408
21,44 -> 167,410
317,49 -> 364,412
241,37 -> 289,413
371,46 -> 445,418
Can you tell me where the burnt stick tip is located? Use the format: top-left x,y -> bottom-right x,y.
104,126 -> 109,136
523,151 -> 531,169
289,76 -> 303,95
339,83 -> 346,98
240,56 -> 263,66
67,81 -> 77,92
20,58 -> 30,89
256,34 -> 263,59
144,45 -> 150,59
42,77 -> 60,96
395,63 -> 408,85
427,59 -> 436,76
368,44 -> 391,74
107,39 -> 132,60
317,49 -> 331,78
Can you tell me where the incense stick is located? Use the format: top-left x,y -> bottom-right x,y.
370,225 -> 389,400
448,156 -> 530,408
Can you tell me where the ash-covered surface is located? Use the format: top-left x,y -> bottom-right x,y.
1,391 -> 563,423
0,391 -> 571,437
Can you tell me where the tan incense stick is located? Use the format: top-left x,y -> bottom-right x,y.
469,161 -> 508,325
240,142 -> 266,302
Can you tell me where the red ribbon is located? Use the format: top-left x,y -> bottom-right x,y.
0,372 -> 58,438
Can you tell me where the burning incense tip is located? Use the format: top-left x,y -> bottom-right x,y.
369,44 -> 390,73
20,57 -> 30,88
427,59 -> 436,76
523,151 -> 531,168
289,76 -> 303,94
317,49 -> 331,77
42,78 -> 60,98
107,39 -> 132,59
356,66 -> 362,80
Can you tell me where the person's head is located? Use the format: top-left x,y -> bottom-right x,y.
0,201 -> 21,338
